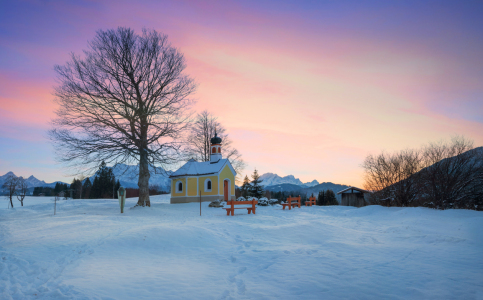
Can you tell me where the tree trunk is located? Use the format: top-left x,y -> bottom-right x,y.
9,195 -> 14,208
137,149 -> 151,207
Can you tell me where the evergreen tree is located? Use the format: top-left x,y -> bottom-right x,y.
33,187 -> 41,196
115,180 -> 121,195
54,182 -> 61,195
318,190 -> 326,206
91,176 -> 100,199
325,189 -> 338,205
93,161 -> 116,198
301,194 -> 307,205
240,175 -> 251,198
249,168 -> 264,198
82,178 -> 92,199
70,178 -> 82,199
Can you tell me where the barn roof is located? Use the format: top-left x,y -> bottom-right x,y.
169,158 -> 234,178
337,186 -> 372,195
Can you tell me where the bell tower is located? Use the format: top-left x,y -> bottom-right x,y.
210,131 -> 222,162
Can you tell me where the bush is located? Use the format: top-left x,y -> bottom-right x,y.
258,197 -> 268,206
258,197 -> 278,206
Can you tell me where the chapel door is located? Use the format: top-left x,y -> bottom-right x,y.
224,180 -> 229,201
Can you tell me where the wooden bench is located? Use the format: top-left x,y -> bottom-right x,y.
225,199 -> 258,216
281,196 -> 301,210
305,196 -> 316,206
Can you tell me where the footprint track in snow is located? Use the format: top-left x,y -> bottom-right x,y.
223,234 -> 252,298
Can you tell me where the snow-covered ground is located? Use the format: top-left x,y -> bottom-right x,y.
1,195 -> 482,300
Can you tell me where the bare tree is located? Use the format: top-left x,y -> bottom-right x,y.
363,136 -> 483,210
186,111 -> 246,182
49,27 -> 196,207
420,136 -> 483,209
2,174 -> 19,208
16,177 -> 28,207
363,149 -> 424,206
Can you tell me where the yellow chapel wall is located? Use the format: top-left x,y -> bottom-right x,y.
171,177 -> 186,197
187,177 -> 198,196
198,175 -> 219,196
219,165 -> 235,195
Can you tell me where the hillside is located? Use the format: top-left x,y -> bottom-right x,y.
264,183 -> 304,192
374,146 -> 483,209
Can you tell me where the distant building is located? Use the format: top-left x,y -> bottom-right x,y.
337,186 -> 371,207
169,132 -> 236,204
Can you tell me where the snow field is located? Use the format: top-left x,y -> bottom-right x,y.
1,195 -> 483,299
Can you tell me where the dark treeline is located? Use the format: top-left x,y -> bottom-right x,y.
33,187 -> 55,196
317,190 -> 338,206
269,190 -> 338,206
32,162 -> 167,199
124,187 -> 167,198
235,168 -> 339,206
73,162 -> 120,199
33,161 -> 121,199
236,189 -> 339,206
33,182 -> 69,196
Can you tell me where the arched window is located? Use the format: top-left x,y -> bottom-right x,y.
205,179 -> 212,191
177,181 -> 183,192
217,147 -> 221,153
212,147 -> 216,153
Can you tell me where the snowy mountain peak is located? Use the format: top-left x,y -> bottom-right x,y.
259,172 -> 318,187
0,172 -> 65,189
303,180 -> 320,187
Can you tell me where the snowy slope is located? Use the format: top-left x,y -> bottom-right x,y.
1,196 -> 482,299
259,172 -> 319,187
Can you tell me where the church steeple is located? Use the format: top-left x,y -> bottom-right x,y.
210,130 -> 222,162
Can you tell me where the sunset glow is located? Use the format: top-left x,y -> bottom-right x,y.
1,0 -> 482,185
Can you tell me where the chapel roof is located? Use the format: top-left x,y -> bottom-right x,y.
169,158 -> 233,178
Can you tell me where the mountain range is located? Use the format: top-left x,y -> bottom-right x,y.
0,171 -> 68,189
259,173 -> 319,187
264,182 -> 350,202
1,166 -> 345,197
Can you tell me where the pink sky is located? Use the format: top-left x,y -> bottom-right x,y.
1,0 -> 482,186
